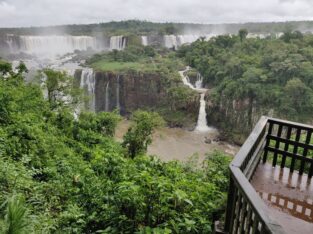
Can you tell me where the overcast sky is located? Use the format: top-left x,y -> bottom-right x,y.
0,0 -> 313,28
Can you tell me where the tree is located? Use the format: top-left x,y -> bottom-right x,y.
122,111 -> 164,158
283,78 -> 313,115
42,69 -> 82,110
77,111 -> 121,137
281,30 -> 303,43
0,60 -> 12,76
167,86 -> 193,111
164,24 -> 177,34
238,29 -> 248,42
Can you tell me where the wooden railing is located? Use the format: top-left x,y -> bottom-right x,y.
223,116 -> 313,234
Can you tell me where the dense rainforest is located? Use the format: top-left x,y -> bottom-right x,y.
178,31 -> 313,141
0,60 -> 230,233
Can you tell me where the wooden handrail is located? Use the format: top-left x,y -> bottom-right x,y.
225,116 -> 285,233
224,116 -> 313,233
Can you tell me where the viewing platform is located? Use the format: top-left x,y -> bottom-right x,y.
219,117 -> 313,234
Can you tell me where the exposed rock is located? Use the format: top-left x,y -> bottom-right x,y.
207,95 -> 273,144
205,138 -> 212,144
94,71 -> 166,115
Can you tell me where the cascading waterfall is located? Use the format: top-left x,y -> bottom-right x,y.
195,73 -> 203,89
177,35 -> 200,45
195,93 -> 211,132
163,34 -> 218,49
141,36 -> 148,46
80,68 -> 95,111
116,75 -> 120,110
164,35 -> 179,49
179,69 -> 197,90
105,82 -> 110,112
179,67 -> 213,132
12,35 -> 99,56
110,36 -> 126,50
6,36 -> 14,52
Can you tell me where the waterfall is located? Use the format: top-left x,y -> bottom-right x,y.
195,73 -> 203,89
164,35 -> 178,49
141,36 -> 148,46
13,35 -> 99,56
109,36 -> 126,50
177,35 -> 199,46
164,34 -> 218,49
6,36 -> 14,53
179,67 -> 214,133
179,68 -> 205,92
164,35 -> 200,49
195,93 -> 211,132
80,68 -> 95,111
179,69 -> 194,89
105,82 -> 110,112
116,75 -> 120,110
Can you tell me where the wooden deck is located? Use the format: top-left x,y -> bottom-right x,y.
251,163 -> 313,234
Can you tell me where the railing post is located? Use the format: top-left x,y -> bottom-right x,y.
224,175 -> 236,233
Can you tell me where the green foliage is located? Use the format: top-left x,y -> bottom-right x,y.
238,29 -> 248,42
0,60 -> 12,76
167,86 -> 196,111
0,62 -> 231,233
122,111 -> 164,158
281,31 -> 303,43
43,69 -> 82,111
179,32 -> 313,125
1,194 -> 30,234
204,151 -> 232,192
77,111 -> 121,137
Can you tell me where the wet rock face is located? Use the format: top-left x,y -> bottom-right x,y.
94,71 -> 165,115
146,35 -> 164,48
207,96 -> 273,142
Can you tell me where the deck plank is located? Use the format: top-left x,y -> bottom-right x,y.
251,163 -> 313,234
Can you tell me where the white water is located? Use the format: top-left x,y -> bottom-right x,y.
80,68 -> 96,111
13,35 -> 99,56
164,35 -> 179,49
116,75 -> 120,110
141,36 -> 148,46
179,67 -> 214,133
6,35 -> 15,52
195,73 -> 203,89
195,93 -> 212,132
105,82 -> 110,112
164,34 -> 217,49
5,34 -> 129,58
177,35 -> 200,45
179,68 -> 206,93
110,36 -> 126,50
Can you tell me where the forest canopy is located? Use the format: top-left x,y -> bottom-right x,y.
178,31 -> 313,124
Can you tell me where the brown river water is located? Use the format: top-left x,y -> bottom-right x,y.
115,120 -> 239,162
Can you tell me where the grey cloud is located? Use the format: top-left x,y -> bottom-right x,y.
0,0 -> 313,27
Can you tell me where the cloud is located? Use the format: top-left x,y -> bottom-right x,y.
0,1 -> 16,19
0,0 -> 313,27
